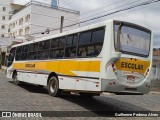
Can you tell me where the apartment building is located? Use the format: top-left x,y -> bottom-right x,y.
0,0 -> 12,38
0,0 -> 23,38
8,0 -> 80,41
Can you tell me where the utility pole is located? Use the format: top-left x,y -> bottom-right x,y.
60,16 -> 64,33
57,0 -> 59,7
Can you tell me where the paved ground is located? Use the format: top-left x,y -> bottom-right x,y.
0,70 -> 160,120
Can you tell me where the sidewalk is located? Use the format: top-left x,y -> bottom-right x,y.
1,66 -> 6,71
149,91 -> 160,95
2,66 -> 6,70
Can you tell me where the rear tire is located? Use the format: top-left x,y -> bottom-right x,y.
13,72 -> 19,85
48,76 -> 61,97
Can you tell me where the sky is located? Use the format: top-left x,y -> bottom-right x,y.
14,0 -> 160,48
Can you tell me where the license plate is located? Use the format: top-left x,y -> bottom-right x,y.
127,76 -> 135,81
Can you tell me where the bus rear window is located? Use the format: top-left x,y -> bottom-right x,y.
114,22 -> 151,57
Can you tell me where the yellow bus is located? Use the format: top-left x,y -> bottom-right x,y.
6,20 -> 153,97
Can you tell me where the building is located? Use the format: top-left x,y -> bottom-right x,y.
8,0 -> 80,41
0,0 -> 80,66
0,0 -> 13,38
0,0 -> 24,38
152,48 -> 160,80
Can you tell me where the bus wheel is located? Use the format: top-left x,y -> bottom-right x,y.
13,72 -> 19,85
48,76 -> 61,97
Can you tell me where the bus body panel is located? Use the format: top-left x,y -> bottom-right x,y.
6,20 -> 153,95
100,21 -> 153,94
10,58 -> 102,91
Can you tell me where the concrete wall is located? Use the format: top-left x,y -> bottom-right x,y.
30,4 -> 80,38
8,2 -> 80,39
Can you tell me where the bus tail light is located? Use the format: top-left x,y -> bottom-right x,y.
111,63 -> 117,72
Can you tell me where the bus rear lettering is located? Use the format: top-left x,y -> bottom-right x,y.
121,62 -> 143,70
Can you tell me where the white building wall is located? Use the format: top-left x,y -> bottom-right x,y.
8,2 -> 80,39
0,0 -> 13,37
8,5 -> 31,37
30,4 -> 80,38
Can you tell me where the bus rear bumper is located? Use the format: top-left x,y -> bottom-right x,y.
101,79 -> 150,94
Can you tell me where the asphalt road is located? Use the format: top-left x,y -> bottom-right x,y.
0,70 -> 160,120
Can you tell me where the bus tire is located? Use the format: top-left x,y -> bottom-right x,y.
48,76 -> 61,97
13,72 -> 19,85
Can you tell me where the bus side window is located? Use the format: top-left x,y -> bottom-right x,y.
16,46 -> 22,53
51,38 -> 58,48
59,37 -> 65,48
78,31 -> 91,57
16,46 -> 22,61
21,45 -> 29,60
29,43 -> 38,52
37,50 -> 49,60
92,29 -> 105,43
65,47 -> 76,57
90,28 -> 105,56
78,47 -> 87,57
49,49 -> 56,58
28,43 -> 38,60
55,49 -> 64,58
70,48 -> 76,57
87,45 -> 94,56
21,53 -> 28,60
39,40 -> 50,50
15,54 -> 21,61
79,31 -> 91,45
93,44 -> 102,56
22,45 -> 29,52
28,52 -> 37,60
65,34 -> 77,58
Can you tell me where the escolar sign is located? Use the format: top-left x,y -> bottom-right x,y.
115,58 -> 150,74
121,62 -> 143,70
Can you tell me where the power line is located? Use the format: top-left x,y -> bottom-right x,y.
24,0 -> 129,29
41,0 -> 145,28
80,0 -> 146,21
31,0 -> 159,35
31,12 -> 78,22
29,0 -> 143,34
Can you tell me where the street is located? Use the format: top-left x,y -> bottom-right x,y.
0,70 -> 160,119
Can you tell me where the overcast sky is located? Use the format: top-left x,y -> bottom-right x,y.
14,0 -> 160,47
